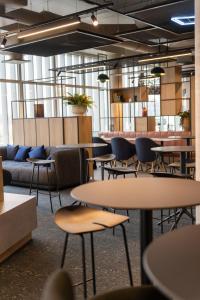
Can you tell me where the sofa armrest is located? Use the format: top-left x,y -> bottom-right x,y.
51,149 -> 88,188
0,146 -> 7,160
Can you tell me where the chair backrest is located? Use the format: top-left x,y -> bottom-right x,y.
135,137 -> 157,163
92,137 -> 112,157
111,137 -> 136,161
41,270 -> 74,300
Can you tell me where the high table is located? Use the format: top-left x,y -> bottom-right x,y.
71,178 -> 200,284
151,145 -> 195,174
57,143 -> 107,184
168,135 -> 195,146
144,224 -> 200,300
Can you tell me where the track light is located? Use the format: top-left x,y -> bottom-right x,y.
1,36 -> 7,48
138,52 -> 192,63
18,18 -> 81,39
91,13 -> 98,26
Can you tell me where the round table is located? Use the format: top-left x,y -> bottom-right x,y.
71,177 -> 200,284
57,143 -> 107,184
144,224 -> 200,300
168,135 -> 195,146
151,146 -> 195,174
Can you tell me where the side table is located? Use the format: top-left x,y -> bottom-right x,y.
28,158 -> 62,213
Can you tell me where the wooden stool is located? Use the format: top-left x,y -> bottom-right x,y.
104,166 -> 137,179
28,158 -> 62,213
87,154 -> 116,180
54,205 -> 133,299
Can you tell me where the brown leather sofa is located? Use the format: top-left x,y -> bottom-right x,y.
0,146 -> 87,190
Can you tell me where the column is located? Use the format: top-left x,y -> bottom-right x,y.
195,0 -> 200,222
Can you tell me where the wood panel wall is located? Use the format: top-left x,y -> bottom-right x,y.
12,116 -> 92,147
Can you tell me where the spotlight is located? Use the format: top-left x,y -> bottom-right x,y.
1,36 -> 7,48
91,13 -> 98,26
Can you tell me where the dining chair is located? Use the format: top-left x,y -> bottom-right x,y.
135,137 -> 160,173
111,137 -> 136,166
42,270 -> 168,300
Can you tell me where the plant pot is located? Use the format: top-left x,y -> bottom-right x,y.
71,105 -> 87,115
182,118 -> 190,131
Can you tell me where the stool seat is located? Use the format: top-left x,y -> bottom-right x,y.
55,206 -> 129,234
168,161 -> 195,168
27,158 -> 55,165
104,166 -> 137,175
87,154 -> 116,163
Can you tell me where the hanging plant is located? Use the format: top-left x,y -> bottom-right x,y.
97,73 -> 109,83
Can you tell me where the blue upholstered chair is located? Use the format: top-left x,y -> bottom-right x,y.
111,137 -> 136,166
135,137 -> 159,173
92,137 -> 112,157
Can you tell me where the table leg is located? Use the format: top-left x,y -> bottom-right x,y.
79,148 -> 86,185
101,162 -> 105,181
140,209 -> 152,284
180,152 -> 186,174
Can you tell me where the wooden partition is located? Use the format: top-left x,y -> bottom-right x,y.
12,116 -> 92,147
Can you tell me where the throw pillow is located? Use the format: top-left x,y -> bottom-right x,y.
28,145 -> 46,159
7,144 -> 19,160
14,146 -> 31,161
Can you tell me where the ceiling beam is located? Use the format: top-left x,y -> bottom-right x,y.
125,0 -> 187,15
0,0 -> 27,4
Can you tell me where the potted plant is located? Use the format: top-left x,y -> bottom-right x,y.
178,110 -> 190,131
64,93 -> 93,115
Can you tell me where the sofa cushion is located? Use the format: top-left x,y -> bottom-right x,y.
7,144 -> 19,160
15,146 -> 31,161
29,145 -> 46,159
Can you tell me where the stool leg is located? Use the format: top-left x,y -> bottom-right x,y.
101,162 -> 105,181
29,164 -> 35,195
54,162 -> 62,207
36,165 -> 40,205
61,233 -> 68,268
126,210 -> 130,223
160,209 -> 164,234
80,234 -> 87,299
90,233 -> 96,295
120,224 -> 133,286
47,167 -> 53,213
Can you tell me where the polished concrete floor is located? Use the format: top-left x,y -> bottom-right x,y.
0,170 -> 193,300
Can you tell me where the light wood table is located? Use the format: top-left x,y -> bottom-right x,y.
71,178 -> 200,284
168,135 -> 195,146
144,224 -> 200,300
0,193 -> 37,262
151,146 -> 195,174
58,143 -> 107,184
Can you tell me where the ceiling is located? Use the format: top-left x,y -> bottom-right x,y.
0,0 -> 194,62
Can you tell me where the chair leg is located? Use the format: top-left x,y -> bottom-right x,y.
47,166 -> 53,213
160,209 -> 164,234
126,210 -> 130,223
137,161 -> 141,173
61,233 -> 69,268
90,233 -> 96,295
80,234 -> 87,299
120,224 -> 133,286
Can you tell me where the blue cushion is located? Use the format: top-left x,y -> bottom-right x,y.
14,146 -> 31,161
28,145 -> 46,159
7,144 -> 19,160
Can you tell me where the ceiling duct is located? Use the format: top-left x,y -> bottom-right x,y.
1,52 -> 30,63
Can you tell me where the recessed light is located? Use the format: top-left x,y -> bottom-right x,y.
171,16 -> 195,26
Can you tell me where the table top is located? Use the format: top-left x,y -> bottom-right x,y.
168,135 -> 195,140
151,145 -> 195,153
57,143 -> 107,149
27,158 -> 55,165
0,193 -> 36,214
143,224 -> 200,300
71,178 -> 200,210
